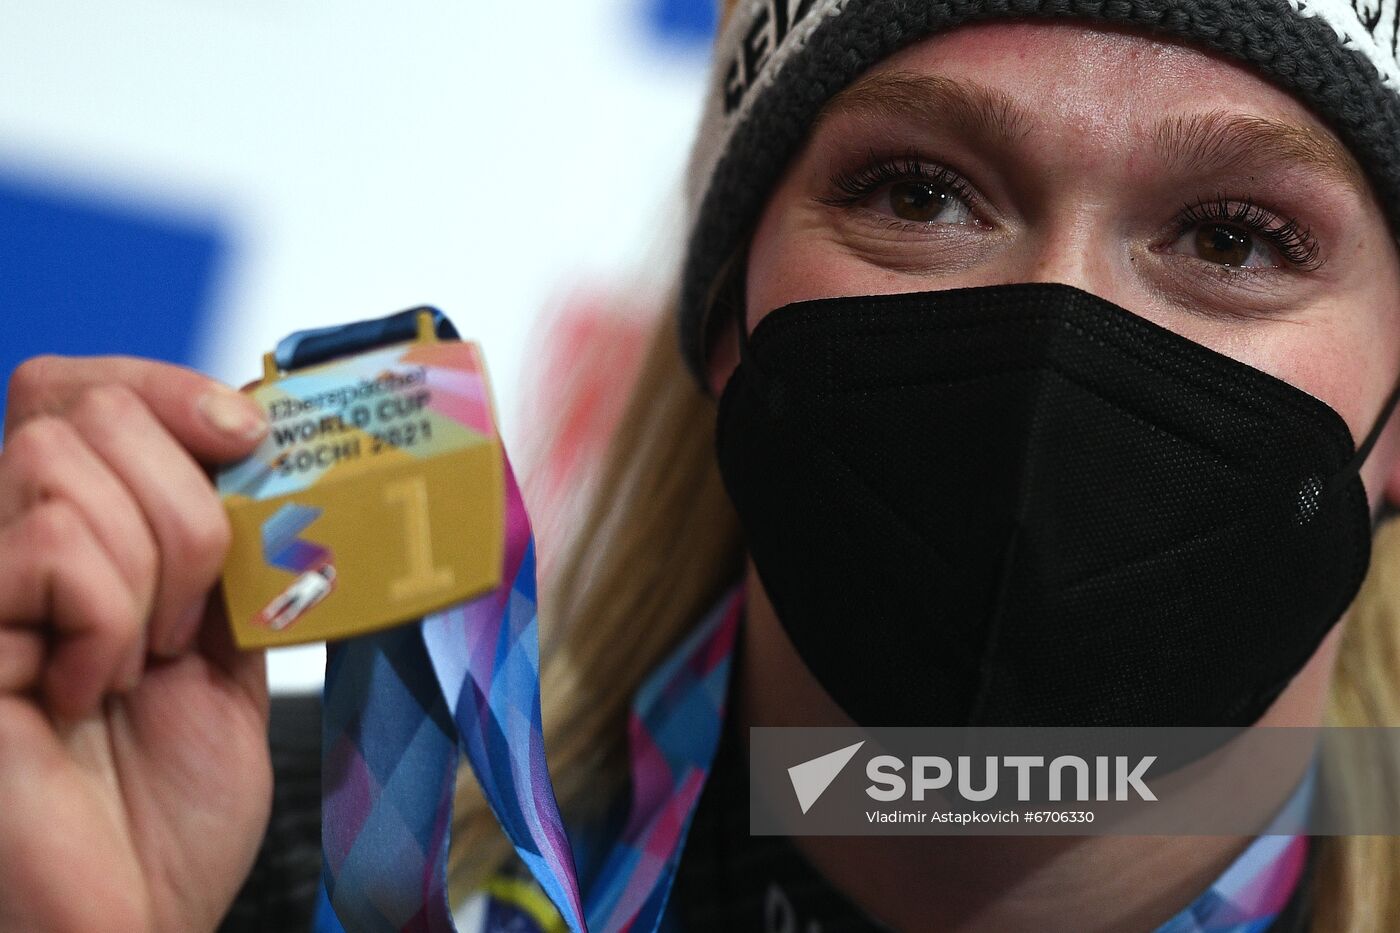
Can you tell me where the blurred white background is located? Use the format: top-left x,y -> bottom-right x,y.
0,0 -> 717,691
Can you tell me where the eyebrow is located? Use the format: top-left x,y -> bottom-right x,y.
817,71 -> 1035,144
816,71 -> 1369,198
1153,110 -> 1368,197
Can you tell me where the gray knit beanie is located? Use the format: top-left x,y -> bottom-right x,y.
676,0 -> 1400,383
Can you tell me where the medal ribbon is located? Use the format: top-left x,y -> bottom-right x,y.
310,309 -> 741,933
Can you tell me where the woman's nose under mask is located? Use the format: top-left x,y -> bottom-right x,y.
715,282 -> 1400,727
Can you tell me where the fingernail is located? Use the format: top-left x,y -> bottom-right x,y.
199,389 -> 266,442
158,604 -> 205,657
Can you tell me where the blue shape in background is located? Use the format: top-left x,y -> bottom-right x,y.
0,171 -> 225,418
643,0 -> 716,46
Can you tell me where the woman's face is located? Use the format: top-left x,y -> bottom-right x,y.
706,20 -> 1400,513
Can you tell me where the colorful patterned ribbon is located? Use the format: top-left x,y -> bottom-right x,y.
1161,834 -> 1309,933
316,307 -> 740,933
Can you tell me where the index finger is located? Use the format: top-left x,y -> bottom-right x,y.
5,355 -> 268,463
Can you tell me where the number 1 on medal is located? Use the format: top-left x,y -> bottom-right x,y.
385,476 -> 455,600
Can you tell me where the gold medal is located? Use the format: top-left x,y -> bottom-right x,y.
217,310 -> 505,648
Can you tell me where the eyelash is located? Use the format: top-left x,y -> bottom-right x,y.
817,152 -> 1324,271
817,150 -> 979,216
1175,195 -> 1321,270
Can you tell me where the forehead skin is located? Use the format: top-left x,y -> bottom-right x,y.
721,21 -> 1400,484
859,22 -> 1361,191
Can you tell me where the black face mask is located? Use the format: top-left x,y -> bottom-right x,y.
715,283 -> 1400,727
